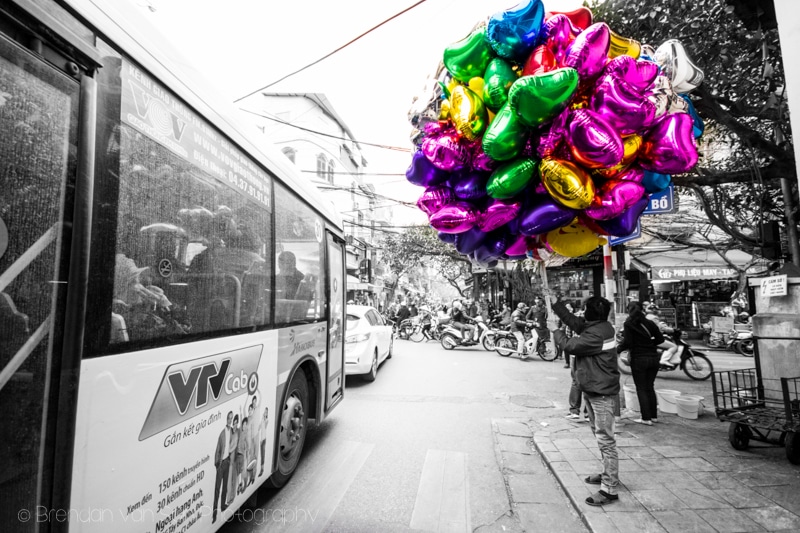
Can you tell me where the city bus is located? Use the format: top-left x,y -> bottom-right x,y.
0,0 -> 347,531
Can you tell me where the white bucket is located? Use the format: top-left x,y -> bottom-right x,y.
655,389 -> 682,414
623,385 -> 639,412
676,395 -> 703,419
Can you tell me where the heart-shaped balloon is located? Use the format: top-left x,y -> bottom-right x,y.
421,129 -> 471,172
508,68 -> 579,127
486,158 -> 537,199
450,85 -> 488,141
546,7 -> 593,30
519,197 -> 577,235
540,158 -> 595,209
443,28 -> 493,83
452,170 -> 489,200
639,113 -> 698,174
546,220 -> 606,257
486,0 -> 545,59
406,150 -> 449,187
483,58 -> 518,112
521,45 -> 557,77
564,22 -> 610,81
603,55 -> 659,93
597,195 -> 648,236
566,108 -> 624,169
591,74 -> 657,135
612,165 -> 645,183
454,227 -> 486,254
417,185 -> 455,216
479,198 -> 522,232
505,234 -> 534,256
541,15 -> 579,64
642,171 -> 671,193
593,134 -> 642,178
482,102 -> 529,161
655,39 -> 704,94
535,107 -> 568,158
429,201 -> 479,233
583,179 -> 646,220
608,29 -> 641,59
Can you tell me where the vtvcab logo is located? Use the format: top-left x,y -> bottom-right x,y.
139,345 -> 262,441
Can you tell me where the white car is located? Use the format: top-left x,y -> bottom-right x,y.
345,305 -> 393,381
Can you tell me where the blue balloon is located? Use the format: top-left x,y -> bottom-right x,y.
454,227 -> 486,255
642,171 -> 671,193
406,150 -> 449,187
680,95 -> 705,138
452,170 -> 489,200
597,196 -> 648,236
437,231 -> 457,244
486,0 -> 545,59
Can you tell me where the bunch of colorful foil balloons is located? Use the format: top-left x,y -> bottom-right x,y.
406,0 -> 705,266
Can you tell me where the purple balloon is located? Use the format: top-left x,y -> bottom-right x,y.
454,227 -> 486,254
438,231 -> 457,244
421,130 -> 471,172
429,201 -> 479,233
479,199 -> 521,232
536,107 -> 569,158
567,108 -> 624,168
542,14 -> 579,64
407,150 -> 449,187
505,234 -> 532,256
639,113 -> 699,174
602,55 -> 659,92
564,22 -> 610,81
485,230 -> 512,256
591,74 -> 657,135
453,170 -> 490,200
583,179 -> 646,220
597,195 -> 648,236
519,197 -> 577,235
417,185 -> 455,216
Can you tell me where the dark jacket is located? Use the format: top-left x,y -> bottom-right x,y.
617,318 -> 664,359
552,301 -> 619,396
396,305 -> 410,321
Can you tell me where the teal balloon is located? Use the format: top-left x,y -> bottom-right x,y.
443,28 -> 493,83
483,58 -> 517,112
508,67 -> 579,127
482,102 -> 529,161
487,159 -> 537,199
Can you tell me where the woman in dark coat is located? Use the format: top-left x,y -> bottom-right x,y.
617,301 -> 665,425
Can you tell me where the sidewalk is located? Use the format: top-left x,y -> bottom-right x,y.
527,408 -> 800,533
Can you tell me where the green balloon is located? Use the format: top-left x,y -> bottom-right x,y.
483,58 -> 517,112
487,159 -> 537,199
443,28 -> 493,83
482,102 -> 529,162
508,67 -> 579,127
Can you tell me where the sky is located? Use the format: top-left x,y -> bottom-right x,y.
134,0 -> 586,224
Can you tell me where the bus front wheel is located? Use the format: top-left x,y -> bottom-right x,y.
267,370 -> 309,488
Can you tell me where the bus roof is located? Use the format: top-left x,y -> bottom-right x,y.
66,0 -> 343,230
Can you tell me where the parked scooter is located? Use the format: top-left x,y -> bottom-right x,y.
730,328 -> 754,357
618,329 -> 714,380
493,323 -> 556,361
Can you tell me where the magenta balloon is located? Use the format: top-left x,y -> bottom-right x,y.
417,185 -> 455,216
543,14 -> 579,64
406,150 -> 449,187
536,107 -> 568,158
567,108 -> 624,169
452,170 -> 489,200
519,197 -> 577,235
584,179 -> 646,220
614,165 -> 644,183
639,113 -> 699,174
421,130 -> 471,172
454,227 -> 486,254
429,201 -> 479,233
505,234 -> 532,256
591,74 -> 657,135
469,141 -> 501,172
479,198 -> 522,232
597,195 -> 648,235
564,22 -> 610,80
602,55 -> 659,92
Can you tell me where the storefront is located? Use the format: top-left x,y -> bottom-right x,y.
545,251 -> 604,310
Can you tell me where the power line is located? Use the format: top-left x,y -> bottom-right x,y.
233,0 -> 429,103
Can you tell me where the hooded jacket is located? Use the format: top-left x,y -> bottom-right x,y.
552,300 -> 619,396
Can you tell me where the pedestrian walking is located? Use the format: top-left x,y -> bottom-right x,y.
551,293 -> 620,506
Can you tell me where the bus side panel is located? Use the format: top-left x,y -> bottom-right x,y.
69,332 -> 280,533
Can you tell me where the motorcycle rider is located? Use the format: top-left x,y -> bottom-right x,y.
419,304 -> 433,339
527,295 -> 549,356
510,302 -> 531,360
451,300 -> 476,343
644,303 -> 680,369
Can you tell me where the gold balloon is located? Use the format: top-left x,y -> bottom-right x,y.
450,85 -> 488,141
468,77 -> 485,98
540,158 -> 595,209
594,134 -> 642,178
608,30 -> 641,59
546,220 -> 607,257
439,99 -> 451,121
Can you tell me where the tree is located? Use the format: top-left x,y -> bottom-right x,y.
588,0 -> 799,262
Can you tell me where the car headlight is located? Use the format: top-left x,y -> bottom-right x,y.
346,332 -> 371,344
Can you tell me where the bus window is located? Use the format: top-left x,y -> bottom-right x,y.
274,182 -> 325,325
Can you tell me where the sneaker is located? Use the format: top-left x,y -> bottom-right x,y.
632,418 -> 653,426
652,418 -> 659,423
565,413 -> 581,420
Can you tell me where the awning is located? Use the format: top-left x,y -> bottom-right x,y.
632,248 -> 757,281
347,274 -> 378,292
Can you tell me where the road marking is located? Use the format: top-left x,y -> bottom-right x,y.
410,450 -> 471,532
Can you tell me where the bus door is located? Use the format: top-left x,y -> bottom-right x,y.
325,233 -> 345,410
0,4 -> 102,531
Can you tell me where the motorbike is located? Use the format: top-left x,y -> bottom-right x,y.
493,322 -> 556,361
409,316 -> 443,343
395,316 -> 418,340
618,329 -> 714,381
730,328 -> 754,357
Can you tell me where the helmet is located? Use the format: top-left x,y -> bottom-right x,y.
517,302 -> 527,310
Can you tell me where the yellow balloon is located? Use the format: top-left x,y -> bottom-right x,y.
594,134 -> 642,178
546,221 -> 607,257
450,85 -> 488,141
468,77 -> 485,99
540,158 -> 596,210
608,30 -> 641,59
439,99 -> 451,121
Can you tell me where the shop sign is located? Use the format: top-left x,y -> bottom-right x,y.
652,266 -> 738,280
759,274 -> 788,297
643,185 -> 677,215
609,221 -> 641,246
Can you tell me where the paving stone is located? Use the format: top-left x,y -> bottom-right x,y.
616,437 -> 646,447
568,459 -> 603,476
689,471 -> 745,490
632,457 -> 680,471
663,457 -> 719,472
752,484 -> 800,516
694,508 -> 767,532
553,438 -> 589,450
730,470 -> 798,487
600,491 -> 649,514
516,503 -> 588,533
650,445 -> 700,458
542,450 -> 565,462
535,441 -> 559,453
554,469 -> 590,488
607,511 -> 668,533
619,471 -> 656,491
549,460 -> 577,473
560,447 -> 601,462
619,447 -> 665,459
507,474 -> 566,504
581,510 -> 620,533
746,505 -> 800,531
495,419 -> 533,438
649,510 -> 717,533
646,471 -> 708,491
629,488 -> 688,512
617,458 -> 645,473
497,434 -> 533,454
714,486 -> 774,508
502,451 -> 546,475
671,486 -> 733,510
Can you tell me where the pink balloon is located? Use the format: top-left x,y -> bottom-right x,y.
564,22 -> 610,81
639,113 -> 699,174
470,141 -> 501,172
505,234 -> 534,256
614,165 -> 644,183
591,74 -> 657,135
567,108 -> 624,169
429,201 -> 479,233
478,199 -> 522,232
421,129 -> 471,172
602,55 -> 659,92
542,14 -> 579,65
536,107 -> 568,158
584,179 -> 646,220
417,185 -> 455,216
